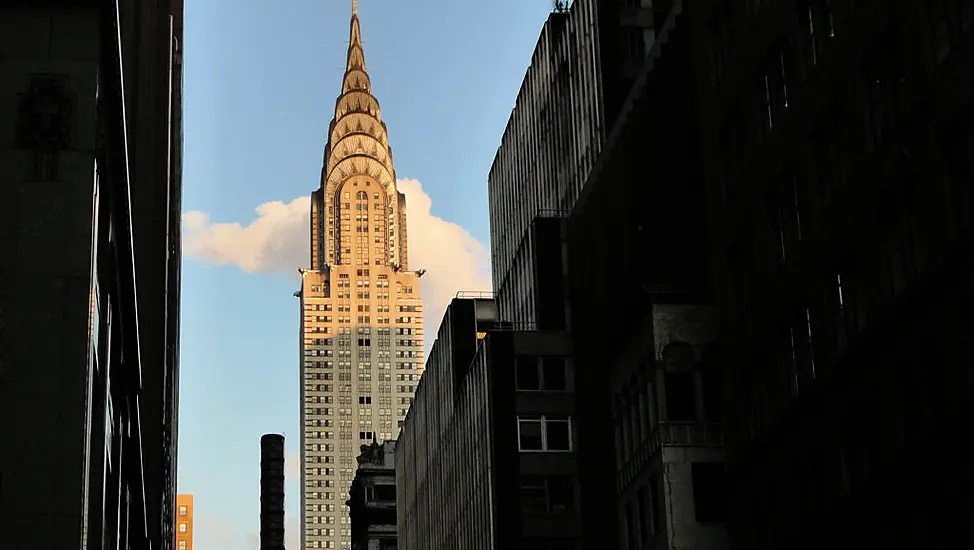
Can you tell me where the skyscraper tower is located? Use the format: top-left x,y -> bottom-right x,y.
298,2 -> 424,549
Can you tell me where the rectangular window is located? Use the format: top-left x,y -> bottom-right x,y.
518,418 -> 544,450
519,475 -> 575,514
518,416 -> 573,452
515,357 -> 541,390
664,372 -> 696,421
178,522 -> 188,534
515,356 -> 569,391
691,462 -> 728,523
542,357 -> 568,390
519,476 -> 549,513
644,482 -> 659,536
636,487 -> 649,541
178,505 -> 188,517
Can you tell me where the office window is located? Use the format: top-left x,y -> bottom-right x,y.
178,505 -> 188,516
178,522 -> 188,534
518,418 -> 544,450
515,356 -> 569,391
542,357 -> 568,390
691,462 -> 728,522
519,476 -> 548,513
518,416 -> 573,452
519,475 -> 575,514
178,542 -> 187,550
515,357 -> 541,390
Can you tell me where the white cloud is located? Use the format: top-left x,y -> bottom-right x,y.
182,196 -> 310,275
396,178 -> 492,337
182,178 -> 492,338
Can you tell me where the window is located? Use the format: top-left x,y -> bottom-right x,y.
518,418 -> 544,450
691,462 -> 728,523
516,357 -> 541,390
515,356 -> 568,391
519,476 -> 548,513
178,542 -> 187,550
372,484 -> 396,502
178,505 -> 188,516
517,416 -> 573,452
643,482 -> 659,537
664,372 -> 696,421
542,357 -> 568,390
700,366 -> 723,422
519,475 -> 575,514
178,522 -> 188,534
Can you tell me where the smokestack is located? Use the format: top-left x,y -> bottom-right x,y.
260,434 -> 286,550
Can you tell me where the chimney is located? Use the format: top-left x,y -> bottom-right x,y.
260,434 -> 286,550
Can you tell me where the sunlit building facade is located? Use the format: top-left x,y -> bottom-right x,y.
175,494 -> 194,550
297,3 -> 424,549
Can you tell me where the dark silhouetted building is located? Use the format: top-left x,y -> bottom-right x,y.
697,1 -> 974,549
396,295 -> 578,549
0,1 -> 184,548
261,434 -> 286,550
488,2 -> 729,550
563,2 -> 729,549
487,0 -> 655,327
348,439 -> 397,550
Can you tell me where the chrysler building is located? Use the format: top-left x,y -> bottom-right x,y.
297,2 -> 424,548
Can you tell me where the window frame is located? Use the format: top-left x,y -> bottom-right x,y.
515,356 -> 570,392
517,416 -> 574,452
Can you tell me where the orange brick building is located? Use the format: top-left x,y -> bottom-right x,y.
175,494 -> 194,550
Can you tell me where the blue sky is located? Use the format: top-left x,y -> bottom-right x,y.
177,0 -> 553,546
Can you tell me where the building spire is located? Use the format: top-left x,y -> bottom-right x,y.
311,0 -> 408,270
345,0 -> 366,78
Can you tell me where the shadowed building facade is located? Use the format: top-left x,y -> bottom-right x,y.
296,2 -> 424,549
487,0 -> 657,328
0,1 -> 184,548
396,295 -> 578,550
696,1 -> 974,548
564,3 -> 729,549
347,439 -> 397,550
487,2 -> 727,550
